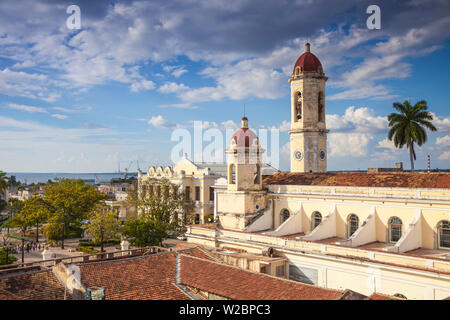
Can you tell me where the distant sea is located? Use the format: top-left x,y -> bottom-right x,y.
5,172 -> 138,184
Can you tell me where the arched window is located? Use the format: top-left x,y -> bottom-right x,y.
228,164 -> 235,184
438,220 -> 450,249
253,164 -> 261,184
280,209 -> 290,225
389,217 -> 403,243
347,214 -> 359,237
295,92 -> 302,121
318,92 -> 324,122
311,211 -> 322,230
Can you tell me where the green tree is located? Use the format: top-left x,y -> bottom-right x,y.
121,216 -> 163,247
8,210 -> 32,238
21,197 -> 51,243
0,171 -> 7,195
86,206 -> 121,252
7,208 -> 33,264
0,248 -> 17,265
0,229 -> 15,265
43,178 -> 107,249
6,198 -> 24,219
0,199 -> 6,213
121,179 -> 192,247
388,100 -> 437,171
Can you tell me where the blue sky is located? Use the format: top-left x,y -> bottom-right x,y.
0,0 -> 449,173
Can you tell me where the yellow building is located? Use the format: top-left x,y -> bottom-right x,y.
138,154 -> 279,224
187,43 -> 450,300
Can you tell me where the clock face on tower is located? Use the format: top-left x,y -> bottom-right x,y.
319,150 -> 326,160
294,150 -> 303,161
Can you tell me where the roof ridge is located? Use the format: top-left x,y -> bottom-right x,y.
0,267 -> 49,280
178,253 -> 342,293
184,245 -> 224,263
74,250 -> 174,266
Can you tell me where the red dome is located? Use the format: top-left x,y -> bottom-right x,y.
292,43 -> 322,74
232,127 -> 258,147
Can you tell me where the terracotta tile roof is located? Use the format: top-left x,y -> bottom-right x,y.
0,270 -> 68,300
263,172 -> 450,189
77,253 -> 190,300
0,288 -> 23,300
370,293 -> 405,300
178,255 -> 343,300
178,247 -> 217,261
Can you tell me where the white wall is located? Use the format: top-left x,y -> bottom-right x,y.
301,204 -> 336,241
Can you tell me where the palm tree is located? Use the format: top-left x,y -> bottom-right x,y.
387,100 -> 437,171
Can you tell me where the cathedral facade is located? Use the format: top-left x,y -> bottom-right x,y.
186,44 -> 450,300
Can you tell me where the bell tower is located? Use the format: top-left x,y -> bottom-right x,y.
216,117 -> 268,231
288,43 -> 329,173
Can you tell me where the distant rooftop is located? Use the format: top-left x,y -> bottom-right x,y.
195,162 -> 279,177
263,172 -> 450,189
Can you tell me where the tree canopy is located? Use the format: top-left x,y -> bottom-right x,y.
43,178 -> 107,248
121,179 -> 192,247
86,205 -> 121,252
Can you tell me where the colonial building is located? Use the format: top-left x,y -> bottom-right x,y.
186,43 -> 450,300
98,182 -> 135,220
138,153 -> 278,224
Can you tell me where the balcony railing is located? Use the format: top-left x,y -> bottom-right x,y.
0,246 -> 169,273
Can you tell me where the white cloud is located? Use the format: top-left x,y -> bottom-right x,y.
52,106 -> 93,114
8,103 -> 47,113
431,113 -> 450,132
328,132 -> 373,158
148,115 -> 177,128
0,69 -> 60,102
158,82 -> 189,94
12,60 -> 36,69
51,114 -> 68,120
220,120 -> 239,131
436,135 -> 450,147
163,65 -> 188,77
327,106 -> 388,134
438,151 -> 450,160
130,79 -> 156,92
279,120 -> 290,132
377,138 -> 397,151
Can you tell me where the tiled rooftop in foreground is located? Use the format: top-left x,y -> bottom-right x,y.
179,254 -> 343,300
0,269 -> 68,300
0,246 -> 403,300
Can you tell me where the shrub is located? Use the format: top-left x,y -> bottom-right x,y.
0,249 -> 18,265
78,238 -> 121,247
76,246 -> 99,254
44,222 -> 83,240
